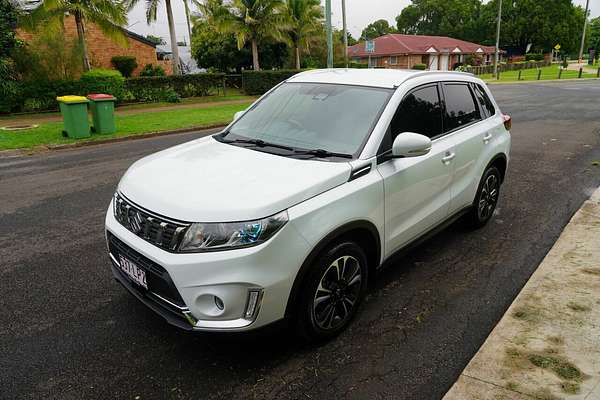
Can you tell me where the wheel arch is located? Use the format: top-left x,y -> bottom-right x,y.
284,220 -> 381,318
487,153 -> 508,183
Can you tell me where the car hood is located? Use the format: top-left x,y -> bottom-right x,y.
118,136 -> 351,222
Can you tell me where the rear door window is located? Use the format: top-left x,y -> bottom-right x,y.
442,83 -> 481,132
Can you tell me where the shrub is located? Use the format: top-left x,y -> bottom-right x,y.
111,56 -> 138,77
80,68 -> 126,99
139,64 -> 166,77
0,58 -> 21,113
412,63 -> 427,70
525,53 -> 545,62
126,73 -> 225,102
242,70 -> 301,95
11,32 -> 83,81
333,62 -> 368,69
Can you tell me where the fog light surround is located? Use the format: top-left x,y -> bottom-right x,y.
244,289 -> 263,320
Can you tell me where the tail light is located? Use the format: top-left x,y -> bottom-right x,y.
502,114 -> 512,131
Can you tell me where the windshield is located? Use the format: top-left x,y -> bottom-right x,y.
225,82 -> 393,156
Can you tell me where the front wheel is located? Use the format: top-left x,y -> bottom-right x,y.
296,242 -> 368,342
465,166 -> 501,228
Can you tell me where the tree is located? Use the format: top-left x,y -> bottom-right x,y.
479,0 -> 587,54
395,0 -> 484,43
191,18 -> 251,71
24,0 -> 127,72
197,0 -> 288,71
125,0 -> 181,74
283,0 -> 322,69
1,0 -> 19,59
587,17 -> 599,51
360,19 -> 396,41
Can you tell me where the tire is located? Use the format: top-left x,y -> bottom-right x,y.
465,166 -> 502,228
296,241 -> 369,342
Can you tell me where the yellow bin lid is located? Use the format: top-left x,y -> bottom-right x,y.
56,95 -> 88,103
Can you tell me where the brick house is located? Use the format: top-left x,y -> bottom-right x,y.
17,15 -> 172,76
348,34 -> 497,71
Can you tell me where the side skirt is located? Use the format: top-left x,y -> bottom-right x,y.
376,206 -> 472,271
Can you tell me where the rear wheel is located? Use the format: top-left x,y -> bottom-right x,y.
296,241 -> 368,341
465,166 -> 501,228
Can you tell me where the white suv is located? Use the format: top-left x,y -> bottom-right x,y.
106,69 -> 511,340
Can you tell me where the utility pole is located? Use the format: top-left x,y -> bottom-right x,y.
183,0 -> 193,45
578,0 -> 590,63
342,0 -> 348,68
493,0 -> 502,80
325,0 -> 333,68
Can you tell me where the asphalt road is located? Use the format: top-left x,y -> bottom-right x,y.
2,80 -> 600,400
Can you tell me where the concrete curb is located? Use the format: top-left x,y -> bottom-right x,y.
443,187 -> 600,400
0,124 -> 226,158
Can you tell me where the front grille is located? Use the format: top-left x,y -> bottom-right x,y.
108,231 -> 186,308
113,192 -> 190,251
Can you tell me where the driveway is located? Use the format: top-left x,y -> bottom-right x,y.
1,80 -> 600,400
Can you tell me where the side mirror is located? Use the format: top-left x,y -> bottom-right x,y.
392,132 -> 432,158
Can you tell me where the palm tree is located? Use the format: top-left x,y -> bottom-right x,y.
198,0 -> 287,71
283,0 -> 321,69
125,0 -> 181,74
24,0 -> 128,71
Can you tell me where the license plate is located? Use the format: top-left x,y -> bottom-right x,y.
119,255 -> 147,289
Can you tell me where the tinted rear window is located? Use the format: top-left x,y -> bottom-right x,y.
443,83 -> 480,132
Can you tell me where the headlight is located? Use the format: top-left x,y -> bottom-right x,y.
178,210 -> 288,252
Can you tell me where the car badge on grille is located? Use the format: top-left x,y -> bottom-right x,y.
130,211 -> 144,234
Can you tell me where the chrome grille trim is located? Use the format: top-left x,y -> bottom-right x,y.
113,192 -> 191,251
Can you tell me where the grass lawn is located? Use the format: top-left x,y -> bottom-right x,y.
480,64 -> 598,81
0,90 -> 255,122
0,101 -> 252,150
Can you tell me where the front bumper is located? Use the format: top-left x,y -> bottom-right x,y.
105,202 -> 311,332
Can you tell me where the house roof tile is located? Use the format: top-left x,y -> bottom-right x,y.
349,34 -> 496,57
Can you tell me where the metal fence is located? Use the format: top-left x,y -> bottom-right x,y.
466,60 -> 551,75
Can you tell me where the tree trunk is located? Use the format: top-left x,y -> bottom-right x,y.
74,11 -> 91,72
165,0 -> 181,75
183,0 -> 192,45
251,39 -> 260,71
295,46 -> 300,69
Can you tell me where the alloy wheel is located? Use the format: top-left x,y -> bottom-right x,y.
312,255 -> 362,330
478,173 -> 499,221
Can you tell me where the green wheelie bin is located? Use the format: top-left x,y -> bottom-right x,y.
87,94 -> 116,134
56,95 -> 90,138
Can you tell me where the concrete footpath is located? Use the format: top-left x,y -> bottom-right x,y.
444,187 -> 600,400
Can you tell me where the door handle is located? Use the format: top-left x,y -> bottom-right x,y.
441,152 -> 455,164
483,133 -> 492,143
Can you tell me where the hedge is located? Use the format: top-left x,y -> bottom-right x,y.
242,70 -> 302,95
126,73 -> 225,101
2,72 -> 226,113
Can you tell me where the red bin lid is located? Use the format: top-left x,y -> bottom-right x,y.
87,93 -> 115,100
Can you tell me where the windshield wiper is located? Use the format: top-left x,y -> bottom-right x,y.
292,148 -> 353,159
219,137 -> 294,152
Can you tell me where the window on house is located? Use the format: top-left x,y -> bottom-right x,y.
389,56 -> 398,65
421,55 -> 429,64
